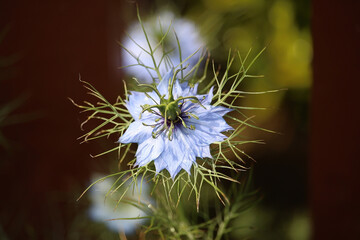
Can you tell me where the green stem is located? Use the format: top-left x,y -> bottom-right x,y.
215,214 -> 231,240
136,7 -> 162,81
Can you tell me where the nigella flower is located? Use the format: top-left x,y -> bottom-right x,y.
89,174 -> 151,233
119,69 -> 233,178
122,11 -> 204,83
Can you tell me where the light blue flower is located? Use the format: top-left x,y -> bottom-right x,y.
88,174 -> 151,234
122,11 -> 204,83
119,69 -> 233,178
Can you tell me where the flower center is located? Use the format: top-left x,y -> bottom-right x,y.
137,69 -> 206,140
166,101 -> 181,121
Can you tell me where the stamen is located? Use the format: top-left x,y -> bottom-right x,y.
178,116 -> 188,128
152,124 -> 165,139
178,99 -> 185,109
186,112 -> 199,120
142,122 -> 157,128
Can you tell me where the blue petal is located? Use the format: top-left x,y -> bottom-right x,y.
172,166 -> 183,178
176,126 -> 207,157
157,69 -> 174,96
206,105 -> 233,117
187,116 -> 233,134
152,131 -> 197,178
168,131 -> 197,178
198,146 -> 212,159
192,84 -> 199,94
164,138 -> 184,178
135,135 -> 165,166
180,87 -> 213,112
172,80 -> 184,99
154,154 -> 168,173
119,121 -> 152,144
126,91 -> 160,119
178,83 -> 198,98
190,105 -> 232,119
180,158 -> 193,174
202,86 -> 214,105
182,123 -> 229,145
179,82 -> 198,96
188,106 -> 234,137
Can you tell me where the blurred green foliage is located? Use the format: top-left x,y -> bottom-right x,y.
186,0 -> 312,124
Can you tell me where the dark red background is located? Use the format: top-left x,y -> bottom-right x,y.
0,1 -> 124,238
310,0 -> 360,239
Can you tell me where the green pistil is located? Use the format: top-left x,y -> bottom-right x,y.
139,104 -> 166,119
135,81 -> 163,100
167,121 -> 175,140
164,101 -> 182,121
175,96 -> 206,109
168,67 -> 186,102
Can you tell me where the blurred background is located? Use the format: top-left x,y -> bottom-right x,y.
0,0 -> 359,239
